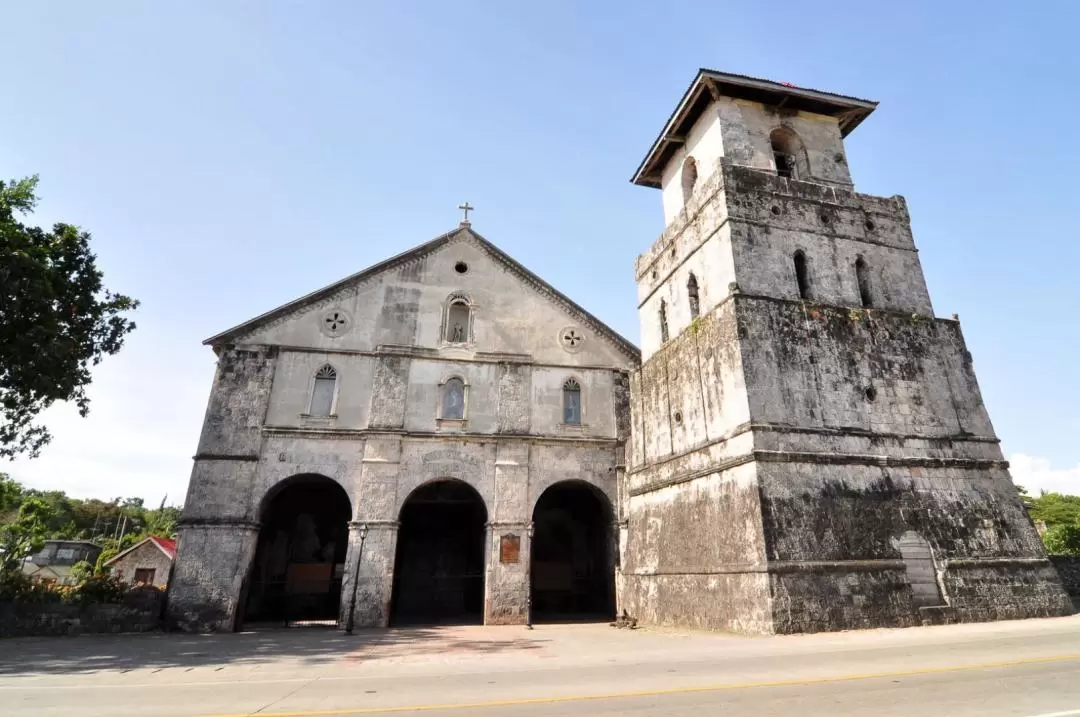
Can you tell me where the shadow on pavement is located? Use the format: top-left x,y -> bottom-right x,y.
0,625 -> 549,676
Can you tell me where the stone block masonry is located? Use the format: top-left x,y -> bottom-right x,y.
624,140 -> 1072,633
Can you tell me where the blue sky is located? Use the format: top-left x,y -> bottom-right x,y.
3,1 -> 1078,501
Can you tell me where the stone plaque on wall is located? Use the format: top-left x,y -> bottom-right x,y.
500,534 -> 521,564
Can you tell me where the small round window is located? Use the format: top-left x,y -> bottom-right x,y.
454,261 -> 469,274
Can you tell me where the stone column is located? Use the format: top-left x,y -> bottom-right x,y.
339,520 -> 399,630
485,520 -> 531,624
341,435 -> 403,628
166,520 -> 260,632
486,441 -> 532,625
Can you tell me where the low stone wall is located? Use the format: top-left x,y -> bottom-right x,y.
1051,557 -> 1080,600
0,588 -> 163,638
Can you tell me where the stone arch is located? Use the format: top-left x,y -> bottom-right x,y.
243,473 -> 352,626
770,126 -> 810,180
530,480 -> 615,622
391,478 -> 489,625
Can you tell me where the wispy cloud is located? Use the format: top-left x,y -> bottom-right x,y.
1009,453 -> 1080,497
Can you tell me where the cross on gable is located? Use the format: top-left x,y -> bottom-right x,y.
458,202 -> 474,225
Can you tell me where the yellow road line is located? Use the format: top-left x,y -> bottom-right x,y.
203,652 -> 1080,717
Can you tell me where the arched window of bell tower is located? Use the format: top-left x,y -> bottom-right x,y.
770,127 -> 808,180
793,251 -> 811,300
659,299 -> 669,344
681,157 -> 698,205
687,273 -> 700,318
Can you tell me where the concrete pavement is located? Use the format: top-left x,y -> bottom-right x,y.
1,615 -> 1079,716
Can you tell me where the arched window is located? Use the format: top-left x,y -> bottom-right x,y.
770,127 -> 807,180
687,273 -> 700,319
309,364 -> 337,417
445,297 -> 471,343
855,257 -> 873,307
793,250 -> 811,300
563,378 -> 582,425
659,299 -> 669,343
681,157 -> 698,205
442,377 -> 466,420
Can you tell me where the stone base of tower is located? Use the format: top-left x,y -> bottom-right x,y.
620,458 -> 1073,636
621,291 -> 1073,634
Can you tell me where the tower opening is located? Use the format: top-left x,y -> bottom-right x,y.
793,251 -> 811,300
243,474 -> 351,627
390,480 -> 487,625
855,257 -> 873,307
687,273 -> 700,318
530,481 -> 614,623
770,127 -> 807,180
659,299 -> 669,343
681,157 -> 698,204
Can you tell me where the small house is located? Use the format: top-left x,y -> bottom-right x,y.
105,536 -> 176,588
21,540 -> 103,585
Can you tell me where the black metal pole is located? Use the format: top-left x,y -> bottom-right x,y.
344,526 -> 367,635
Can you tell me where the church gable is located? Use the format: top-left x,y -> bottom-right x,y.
209,227 -> 639,368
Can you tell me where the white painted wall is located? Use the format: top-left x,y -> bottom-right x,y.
657,97 -> 854,227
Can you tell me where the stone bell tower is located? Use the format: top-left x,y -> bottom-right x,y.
618,69 -> 1072,633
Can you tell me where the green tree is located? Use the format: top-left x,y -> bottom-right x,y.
0,176 -> 139,459
1027,492 -> 1080,528
1043,524 -> 1080,556
0,496 -> 55,575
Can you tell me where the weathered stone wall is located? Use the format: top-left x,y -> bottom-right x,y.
659,97 -> 854,223
1050,556 -> 1080,599
625,125 -> 1072,633
1,589 -> 163,638
169,230 -> 638,632
621,462 -> 773,633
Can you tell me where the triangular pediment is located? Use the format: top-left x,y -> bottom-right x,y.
207,226 -> 639,367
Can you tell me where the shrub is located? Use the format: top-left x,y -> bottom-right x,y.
69,575 -> 127,605
1043,524 -> 1080,556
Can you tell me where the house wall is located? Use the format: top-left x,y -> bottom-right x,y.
109,542 -> 173,588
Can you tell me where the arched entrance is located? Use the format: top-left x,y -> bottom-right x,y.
390,480 -> 487,625
530,481 -> 614,622
242,474 -> 351,626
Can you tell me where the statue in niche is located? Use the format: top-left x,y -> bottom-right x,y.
443,378 -> 465,419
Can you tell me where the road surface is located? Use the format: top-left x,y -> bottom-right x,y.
2,615 -> 1079,716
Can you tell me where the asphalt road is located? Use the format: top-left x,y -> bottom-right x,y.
2,615 -> 1079,716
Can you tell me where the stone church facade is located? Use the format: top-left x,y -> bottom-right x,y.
168,69 -> 1072,633
166,225 -> 638,631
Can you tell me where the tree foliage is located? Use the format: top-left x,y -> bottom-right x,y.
1026,491 -> 1080,528
0,176 -> 139,458
1019,486 -> 1080,556
1042,524 -> 1080,556
0,473 -> 181,576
